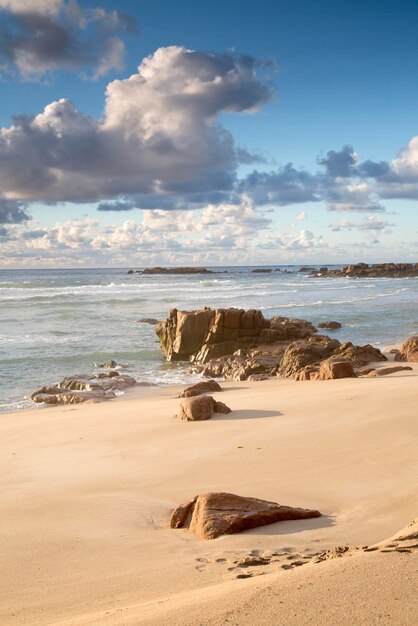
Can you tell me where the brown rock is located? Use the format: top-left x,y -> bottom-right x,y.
394,336 -> 418,362
170,492 -> 321,539
335,342 -> 387,366
179,380 -> 222,397
318,321 -> 342,330
156,308 -> 317,364
319,359 -> 356,380
312,262 -> 418,279
177,395 -> 215,421
213,401 -> 232,414
366,366 -> 413,377
279,336 -> 340,379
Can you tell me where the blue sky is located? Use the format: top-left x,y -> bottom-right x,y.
0,0 -> 417,267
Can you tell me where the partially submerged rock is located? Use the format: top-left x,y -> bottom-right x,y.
97,359 -> 118,369
170,492 -> 321,539
177,396 -> 231,421
312,262 -> 418,279
136,317 -> 160,325
394,336 -> 418,362
31,372 -> 137,405
318,321 -> 342,330
179,380 -> 222,397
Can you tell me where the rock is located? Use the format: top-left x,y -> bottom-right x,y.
179,380 -> 222,397
213,401 -> 231,414
127,269 -> 134,274
32,390 -> 116,405
366,366 -> 413,377
156,308 -> 317,364
201,352 -> 283,382
137,317 -> 160,325
177,395 -> 215,421
31,372 -> 136,406
394,336 -> 418,362
141,267 -> 216,275
247,373 -> 270,381
299,266 -> 317,273
318,359 -> 356,380
97,359 -> 118,369
251,268 -> 272,273
170,492 -> 322,539
279,336 -> 340,379
312,262 -> 418,279
334,342 -> 387,366
177,396 -> 231,420
318,321 -> 342,330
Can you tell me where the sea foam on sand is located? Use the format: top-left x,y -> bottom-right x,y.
0,365 -> 417,625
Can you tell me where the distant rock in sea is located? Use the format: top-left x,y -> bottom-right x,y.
312,262 -> 418,278
128,267 -> 218,275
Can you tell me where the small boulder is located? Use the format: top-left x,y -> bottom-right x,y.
177,395 -> 215,421
177,395 -> 231,420
170,492 -> 321,539
366,366 -> 413,377
394,336 -> 418,362
213,401 -> 231,414
319,359 -> 356,380
97,359 -> 118,369
137,317 -> 160,325
179,380 -> 222,398
318,321 -> 342,331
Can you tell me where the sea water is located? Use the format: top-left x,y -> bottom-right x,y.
1,266 -> 417,412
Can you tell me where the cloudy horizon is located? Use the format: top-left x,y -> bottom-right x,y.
1,0 -> 417,267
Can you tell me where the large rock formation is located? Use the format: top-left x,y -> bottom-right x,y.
312,262 -> 418,278
394,336 -> 418,362
156,308 -> 316,364
170,492 -> 321,539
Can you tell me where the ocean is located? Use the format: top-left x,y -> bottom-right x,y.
1,266 -> 417,413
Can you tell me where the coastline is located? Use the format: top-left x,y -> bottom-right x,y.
1,362 -> 417,625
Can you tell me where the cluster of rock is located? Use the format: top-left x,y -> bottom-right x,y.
128,267 -> 217,275
31,368 -> 137,405
156,307 -> 388,382
156,308 -> 316,364
312,262 -> 418,278
170,492 -> 322,540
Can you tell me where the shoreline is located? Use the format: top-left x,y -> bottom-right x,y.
1,362 -> 417,624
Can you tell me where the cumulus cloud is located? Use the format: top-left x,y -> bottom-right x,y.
240,164 -> 320,205
0,47 -> 274,206
0,0 -> 136,80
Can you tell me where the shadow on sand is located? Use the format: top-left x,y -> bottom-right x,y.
213,409 -> 281,420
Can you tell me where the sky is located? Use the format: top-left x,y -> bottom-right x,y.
0,0 -> 417,267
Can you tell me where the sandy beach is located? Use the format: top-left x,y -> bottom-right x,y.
1,361 -> 417,625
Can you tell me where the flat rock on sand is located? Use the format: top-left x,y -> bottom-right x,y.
171,492 -> 321,539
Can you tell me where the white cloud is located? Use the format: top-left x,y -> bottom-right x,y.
0,47 -> 273,206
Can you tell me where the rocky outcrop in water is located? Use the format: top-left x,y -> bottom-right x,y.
129,267 -> 217,275
156,308 -> 316,364
394,336 -> 418,362
312,262 -> 418,278
170,492 -> 321,539
31,371 -> 137,405
318,321 -> 342,330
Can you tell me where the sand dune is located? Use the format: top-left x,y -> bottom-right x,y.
0,365 -> 417,625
